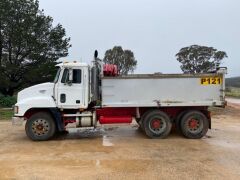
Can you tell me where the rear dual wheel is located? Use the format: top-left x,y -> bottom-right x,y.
180,111 -> 209,139
141,110 -> 209,139
143,110 -> 172,139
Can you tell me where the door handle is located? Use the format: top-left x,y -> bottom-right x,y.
76,100 -> 80,104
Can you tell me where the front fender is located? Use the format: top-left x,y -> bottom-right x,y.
15,96 -> 56,116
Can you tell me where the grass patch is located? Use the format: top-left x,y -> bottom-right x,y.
226,76 -> 240,88
226,87 -> 240,98
0,108 -> 13,120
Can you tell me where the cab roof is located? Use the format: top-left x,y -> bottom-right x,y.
56,61 -> 89,68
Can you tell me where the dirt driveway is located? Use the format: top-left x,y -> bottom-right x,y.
0,104 -> 240,180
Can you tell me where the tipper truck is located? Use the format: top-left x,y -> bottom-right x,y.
12,51 -> 227,140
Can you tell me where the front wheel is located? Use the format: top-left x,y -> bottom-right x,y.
25,112 -> 56,141
143,110 -> 172,139
180,111 -> 209,139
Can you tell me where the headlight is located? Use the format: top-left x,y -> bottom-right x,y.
14,106 -> 19,114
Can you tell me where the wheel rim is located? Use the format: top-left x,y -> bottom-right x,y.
185,116 -> 203,134
149,118 -> 167,134
31,119 -> 50,136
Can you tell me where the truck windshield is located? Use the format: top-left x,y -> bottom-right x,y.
53,68 -> 61,83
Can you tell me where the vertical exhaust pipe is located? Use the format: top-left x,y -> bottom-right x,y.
91,50 -> 102,103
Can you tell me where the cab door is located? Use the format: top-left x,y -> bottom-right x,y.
56,67 -> 85,109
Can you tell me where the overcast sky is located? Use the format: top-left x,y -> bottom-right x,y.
39,0 -> 239,77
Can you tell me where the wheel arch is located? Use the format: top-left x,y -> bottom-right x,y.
24,108 -> 64,132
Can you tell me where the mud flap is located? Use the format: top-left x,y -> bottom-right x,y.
209,118 -> 211,129
49,108 -> 64,132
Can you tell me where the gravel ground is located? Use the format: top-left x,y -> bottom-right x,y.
0,103 -> 240,180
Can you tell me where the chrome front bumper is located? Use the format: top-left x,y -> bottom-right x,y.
12,116 -> 24,126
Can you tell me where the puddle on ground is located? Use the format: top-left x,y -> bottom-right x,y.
65,127 -> 115,147
103,127 -> 118,131
96,160 -> 100,167
102,135 -> 114,147
203,135 -> 212,139
59,128 -> 105,139
205,138 -> 240,150
213,140 -> 240,149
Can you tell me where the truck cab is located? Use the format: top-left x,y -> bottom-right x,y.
13,62 -> 92,118
54,62 -> 90,109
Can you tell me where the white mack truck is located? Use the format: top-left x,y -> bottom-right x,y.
12,51 -> 227,141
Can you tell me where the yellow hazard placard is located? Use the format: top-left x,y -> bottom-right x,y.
200,77 -> 222,85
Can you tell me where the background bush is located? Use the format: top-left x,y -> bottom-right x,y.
0,94 -> 17,107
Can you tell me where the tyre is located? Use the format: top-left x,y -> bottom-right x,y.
137,112 -> 148,132
175,110 -> 188,135
143,110 -> 172,139
180,111 -> 209,139
138,110 -> 153,132
25,112 -> 56,141
137,119 -> 145,132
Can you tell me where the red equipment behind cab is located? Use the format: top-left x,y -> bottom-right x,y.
103,64 -> 118,76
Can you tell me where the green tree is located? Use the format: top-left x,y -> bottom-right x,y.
176,45 -> 227,73
0,0 -> 71,96
103,46 -> 137,75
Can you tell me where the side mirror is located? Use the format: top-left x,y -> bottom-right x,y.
66,68 -> 73,86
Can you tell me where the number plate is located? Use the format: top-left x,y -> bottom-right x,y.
200,77 -> 222,85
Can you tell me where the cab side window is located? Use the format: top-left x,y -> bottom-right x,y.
61,69 -> 82,84
72,69 -> 81,83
